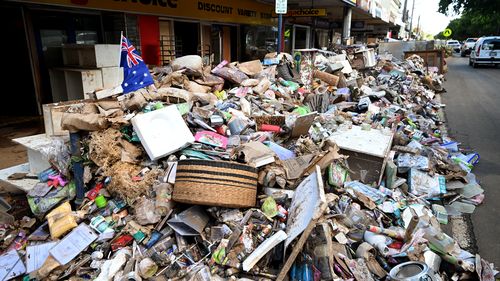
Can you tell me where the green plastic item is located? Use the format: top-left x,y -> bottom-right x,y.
328,163 -> 348,188
176,103 -> 190,116
154,102 -> 164,110
261,196 -> 279,218
293,106 -> 310,116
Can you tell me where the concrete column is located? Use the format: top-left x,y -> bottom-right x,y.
343,7 -> 352,44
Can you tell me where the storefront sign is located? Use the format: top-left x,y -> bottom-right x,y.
13,0 -> 276,25
273,8 -> 327,17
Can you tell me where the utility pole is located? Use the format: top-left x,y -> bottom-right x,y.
402,0 -> 408,22
416,15 -> 420,39
409,0 -> 415,39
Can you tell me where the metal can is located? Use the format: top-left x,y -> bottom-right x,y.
388,261 -> 436,281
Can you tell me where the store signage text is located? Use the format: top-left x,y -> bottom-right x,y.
114,0 -> 178,8
197,2 -> 268,18
19,0 -> 276,25
273,8 -> 327,17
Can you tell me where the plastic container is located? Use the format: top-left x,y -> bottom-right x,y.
94,195 -> 107,208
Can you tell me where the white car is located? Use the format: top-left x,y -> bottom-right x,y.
446,40 -> 461,52
460,38 -> 478,57
469,36 -> 500,68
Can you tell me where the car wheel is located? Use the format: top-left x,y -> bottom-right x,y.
469,59 -> 472,66
461,52 -> 466,57
472,61 -> 478,68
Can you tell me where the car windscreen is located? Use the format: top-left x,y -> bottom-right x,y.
466,39 -> 477,42
481,39 -> 500,50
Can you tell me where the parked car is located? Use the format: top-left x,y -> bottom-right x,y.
469,36 -> 500,68
461,38 -> 478,57
446,40 -> 461,52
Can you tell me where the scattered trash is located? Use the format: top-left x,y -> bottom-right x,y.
0,48 -> 496,281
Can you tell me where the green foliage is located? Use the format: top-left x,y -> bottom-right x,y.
438,0 -> 500,16
434,11 -> 500,41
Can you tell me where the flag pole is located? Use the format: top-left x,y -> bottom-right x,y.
117,30 -> 124,94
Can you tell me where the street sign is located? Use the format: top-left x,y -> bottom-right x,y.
276,0 -> 287,14
443,28 -> 452,37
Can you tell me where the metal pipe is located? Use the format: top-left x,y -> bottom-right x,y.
278,14 -> 283,54
409,0 -> 415,38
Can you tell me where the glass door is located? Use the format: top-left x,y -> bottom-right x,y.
292,25 -> 310,50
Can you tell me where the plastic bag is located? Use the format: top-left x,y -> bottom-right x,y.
38,138 -> 71,176
134,197 -> 161,225
28,181 -> 76,217
212,66 -> 249,84
46,201 -> 77,239
261,196 -> 279,218
154,183 -> 175,216
171,55 -> 203,76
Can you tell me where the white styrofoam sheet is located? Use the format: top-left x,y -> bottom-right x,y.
132,105 -> 194,160
0,163 -> 38,193
328,125 -> 393,158
12,134 -> 69,174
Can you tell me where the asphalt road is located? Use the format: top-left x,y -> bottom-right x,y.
442,55 -> 500,265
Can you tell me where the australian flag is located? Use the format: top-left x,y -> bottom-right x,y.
120,35 -> 154,93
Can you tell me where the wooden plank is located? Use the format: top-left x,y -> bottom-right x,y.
320,222 -> 339,279
276,219 -> 317,281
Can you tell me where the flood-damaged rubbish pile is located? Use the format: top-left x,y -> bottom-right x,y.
1,48 -> 497,281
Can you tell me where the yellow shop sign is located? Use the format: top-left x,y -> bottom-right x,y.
13,0 -> 276,25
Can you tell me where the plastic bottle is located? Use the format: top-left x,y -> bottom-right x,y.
364,231 -> 392,256
422,223 -> 455,254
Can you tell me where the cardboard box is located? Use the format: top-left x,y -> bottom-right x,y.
101,67 -> 124,89
43,99 -> 95,136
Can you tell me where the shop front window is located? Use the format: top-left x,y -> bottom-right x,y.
241,25 -> 277,61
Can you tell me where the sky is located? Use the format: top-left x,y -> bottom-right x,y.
409,0 -> 460,35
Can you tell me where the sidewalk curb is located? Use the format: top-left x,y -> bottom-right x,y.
436,93 -> 478,254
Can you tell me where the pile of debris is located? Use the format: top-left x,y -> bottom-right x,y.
1,48 -> 496,281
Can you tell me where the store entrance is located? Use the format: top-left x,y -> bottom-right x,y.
210,25 -> 238,64
293,25 -> 311,50
174,21 -> 199,57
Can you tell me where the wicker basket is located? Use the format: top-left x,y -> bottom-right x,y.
172,159 -> 258,208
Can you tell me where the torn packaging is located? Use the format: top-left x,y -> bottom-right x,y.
234,141 -> 276,168
237,60 -> 263,76
305,142 -> 342,175
61,113 -> 108,133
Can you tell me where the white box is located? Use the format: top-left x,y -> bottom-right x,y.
132,105 -> 194,160
0,163 -> 39,193
62,44 -> 120,68
63,68 -> 103,100
101,67 -> 123,89
328,125 -> 393,184
12,134 -> 54,174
